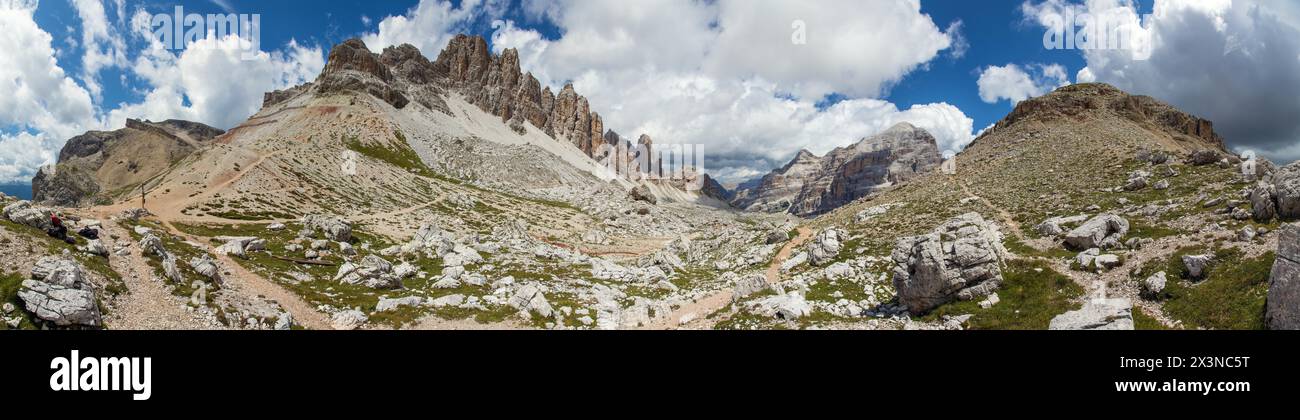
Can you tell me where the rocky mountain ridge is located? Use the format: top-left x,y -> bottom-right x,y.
32,119 -> 225,207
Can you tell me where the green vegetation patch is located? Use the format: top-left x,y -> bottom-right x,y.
1004,236 -> 1076,259
924,259 -> 1084,330
0,270 -> 37,330
1148,247 -> 1272,330
1132,306 -> 1170,330
345,131 -> 439,178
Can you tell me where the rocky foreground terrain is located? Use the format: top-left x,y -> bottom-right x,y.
1,36 -> 1296,331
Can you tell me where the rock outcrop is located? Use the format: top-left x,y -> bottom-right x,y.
1266,224 -> 1300,330
1249,162 -> 1300,222
316,39 -> 408,109
334,255 -> 402,289
1064,214 -> 1129,250
3,200 -> 53,230
806,228 -> 847,266
1048,298 -> 1134,330
18,257 -> 101,327
1035,214 -> 1089,237
301,214 -> 353,242
431,35 -> 607,159
1182,254 -> 1214,280
891,213 -> 1007,315
731,123 -> 941,216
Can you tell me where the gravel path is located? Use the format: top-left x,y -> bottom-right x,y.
645,227 -> 815,330
159,220 -> 334,330
99,219 -> 223,330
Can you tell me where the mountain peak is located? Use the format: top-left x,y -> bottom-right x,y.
734,125 -> 940,216
988,82 -> 1226,152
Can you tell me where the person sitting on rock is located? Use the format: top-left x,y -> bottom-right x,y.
47,213 -> 74,244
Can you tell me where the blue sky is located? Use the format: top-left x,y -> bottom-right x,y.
30,0 -> 1076,142
3,0 -> 1299,185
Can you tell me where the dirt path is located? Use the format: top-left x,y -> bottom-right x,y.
767,227 -> 814,282
159,219 -> 333,330
86,149 -> 333,330
352,195 -> 446,222
958,179 -> 1025,240
158,151 -> 281,220
99,219 -> 222,330
642,227 -> 814,330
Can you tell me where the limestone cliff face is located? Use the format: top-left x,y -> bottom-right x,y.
316,39 -> 409,109
429,35 -> 608,158
732,123 -> 942,216
32,119 -> 224,207
293,36 -> 730,199
731,149 -> 824,214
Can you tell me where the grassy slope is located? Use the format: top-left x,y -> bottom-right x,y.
1143,247 -> 1273,330
924,259 -> 1084,330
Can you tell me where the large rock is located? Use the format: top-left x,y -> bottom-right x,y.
629,185 -> 657,205
1276,162 -> 1300,219
731,274 -> 768,302
301,214 -> 352,242
331,309 -> 367,330
806,228 -> 847,266
854,204 -> 895,224
1123,170 -> 1150,191
764,230 -> 790,245
19,258 -> 100,327
79,239 -> 108,257
215,236 -> 260,258
1188,149 -> 1222,165
17,280 -> 102,327
748,292 -> 813,320
188,254 -> 221,281
3,201 -> 52,230
1141,271 -> 1167,300
1250,181 -> 1277,222
1266,224 -> 1300,329
508,284 -> 554,319
891,213 -> 1007,315
1064,214 -> 1129,250
1182,254 -> 1214,280
1048,298 -> 1134,330
30,257 -> 88,288
334,255 -> 401,289
138,233 -> 166,257
1035,214 -> 1089,237
376,296 -> 424,312
161,254 -> 183,283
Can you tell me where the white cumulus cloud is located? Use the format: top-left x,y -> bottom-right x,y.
0,0 -> 100,183
417,0 -> 973,182
977,63 -> 1070,104
0,2 -> 325,184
